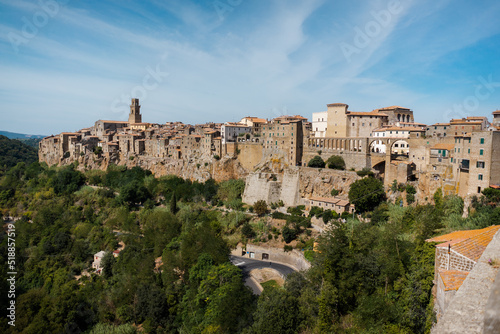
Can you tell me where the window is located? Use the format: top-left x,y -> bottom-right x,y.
468,149 -> 470,154
451,158 -> 453,163
478,174 -> 483,181
362,123 -> 365,126
480,138 -> 485,144
477,161 -> 485,168
480,149 -> 484,155
478,187 -> 482,193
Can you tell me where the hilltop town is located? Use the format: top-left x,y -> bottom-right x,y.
39,98 -> 500,210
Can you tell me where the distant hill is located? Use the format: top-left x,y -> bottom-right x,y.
0,135 -> 39,170
0,130 -> 46,139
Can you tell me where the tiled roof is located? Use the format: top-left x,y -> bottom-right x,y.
427,225 -> 500,261
431,143 -> 454,151
377,105 -> 410,110
429,123 -> 450,126
348,111 -> 388,117
439,270 -> 469,291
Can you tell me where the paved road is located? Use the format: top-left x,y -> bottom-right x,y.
230,255 -> 297,294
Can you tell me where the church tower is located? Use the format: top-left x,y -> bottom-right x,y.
129,98 -> 142,124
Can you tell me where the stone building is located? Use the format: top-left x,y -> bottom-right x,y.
307,196 -> 352,214
450,130 -> 500,196
261,116 -> 305,166
128,98 -> 142,124
426,225 -> 500,315
426,123 -> 451,138
221,123 -> 251,144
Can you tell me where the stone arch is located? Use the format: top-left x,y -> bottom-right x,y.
369,139 -> 387,154
390,139 -> 410,155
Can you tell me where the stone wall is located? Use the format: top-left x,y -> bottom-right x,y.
435,247 -> 475,272
242,167 -> 360,206
431,229 -> 500,333
232,244 -> 311,271
237,143 -> 263,171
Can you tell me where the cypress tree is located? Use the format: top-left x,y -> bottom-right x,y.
170,192 -> 178,214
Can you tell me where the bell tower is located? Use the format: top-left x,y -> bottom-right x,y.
129,98 -> 142,124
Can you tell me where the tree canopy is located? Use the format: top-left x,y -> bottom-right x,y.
307,155 -> 325,168
349,176 -> 386,213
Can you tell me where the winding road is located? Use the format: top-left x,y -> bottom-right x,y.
230,255 -> 297,294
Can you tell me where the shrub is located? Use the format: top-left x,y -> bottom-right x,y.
282,225 -> 296,243
406,184 -> 417,204
94,146 -> 103,155
253,200 -> 268,216
284,245 -> 293,252
326,155 -> 345,170
331,188 -> 339,196
309,206 -> 323,218
356,167 -> 374,177
241,223 -> 255,238
307,156 -> 325,168
214,154 -> 220,160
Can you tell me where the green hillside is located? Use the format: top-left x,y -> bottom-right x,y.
0,135 -> 39,171
0,130 -> 45,139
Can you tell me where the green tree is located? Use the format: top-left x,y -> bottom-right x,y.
349,177 -> 386,213
253,200 -> 268,216
101,251 -> 115,278
433,188 -> 443,210
241,222 -> 255,238
406,184 -> 416,204
307,156 -> 325,168
250,287 -> 300,334
170,192 -> 178,214
282,224 -> 296,243
326,155 -> 346,170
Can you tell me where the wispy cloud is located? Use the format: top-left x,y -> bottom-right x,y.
1,0 -> 500,134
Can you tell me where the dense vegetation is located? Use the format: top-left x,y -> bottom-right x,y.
0,135 -> 38,172
1,159 -> 499,333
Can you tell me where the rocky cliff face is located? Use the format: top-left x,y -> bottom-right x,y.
48,151 -> 250,182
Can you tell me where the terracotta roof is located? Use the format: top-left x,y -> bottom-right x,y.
492,110 -> 500,115
348,111 -> 388,117
431,143 -> 454,151
429,123 -> 450,126
427,225 -> 500,261
439,270 -> 469,291
379,126 -> 410,131
242,117 -> 267,123
377,105 -> 410,110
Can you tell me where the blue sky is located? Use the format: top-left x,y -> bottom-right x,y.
1,0 -> 500,135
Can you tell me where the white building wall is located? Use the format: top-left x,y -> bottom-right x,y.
312,111 -> 328,138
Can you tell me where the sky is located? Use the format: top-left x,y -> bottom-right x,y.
1,0 -> 500,136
